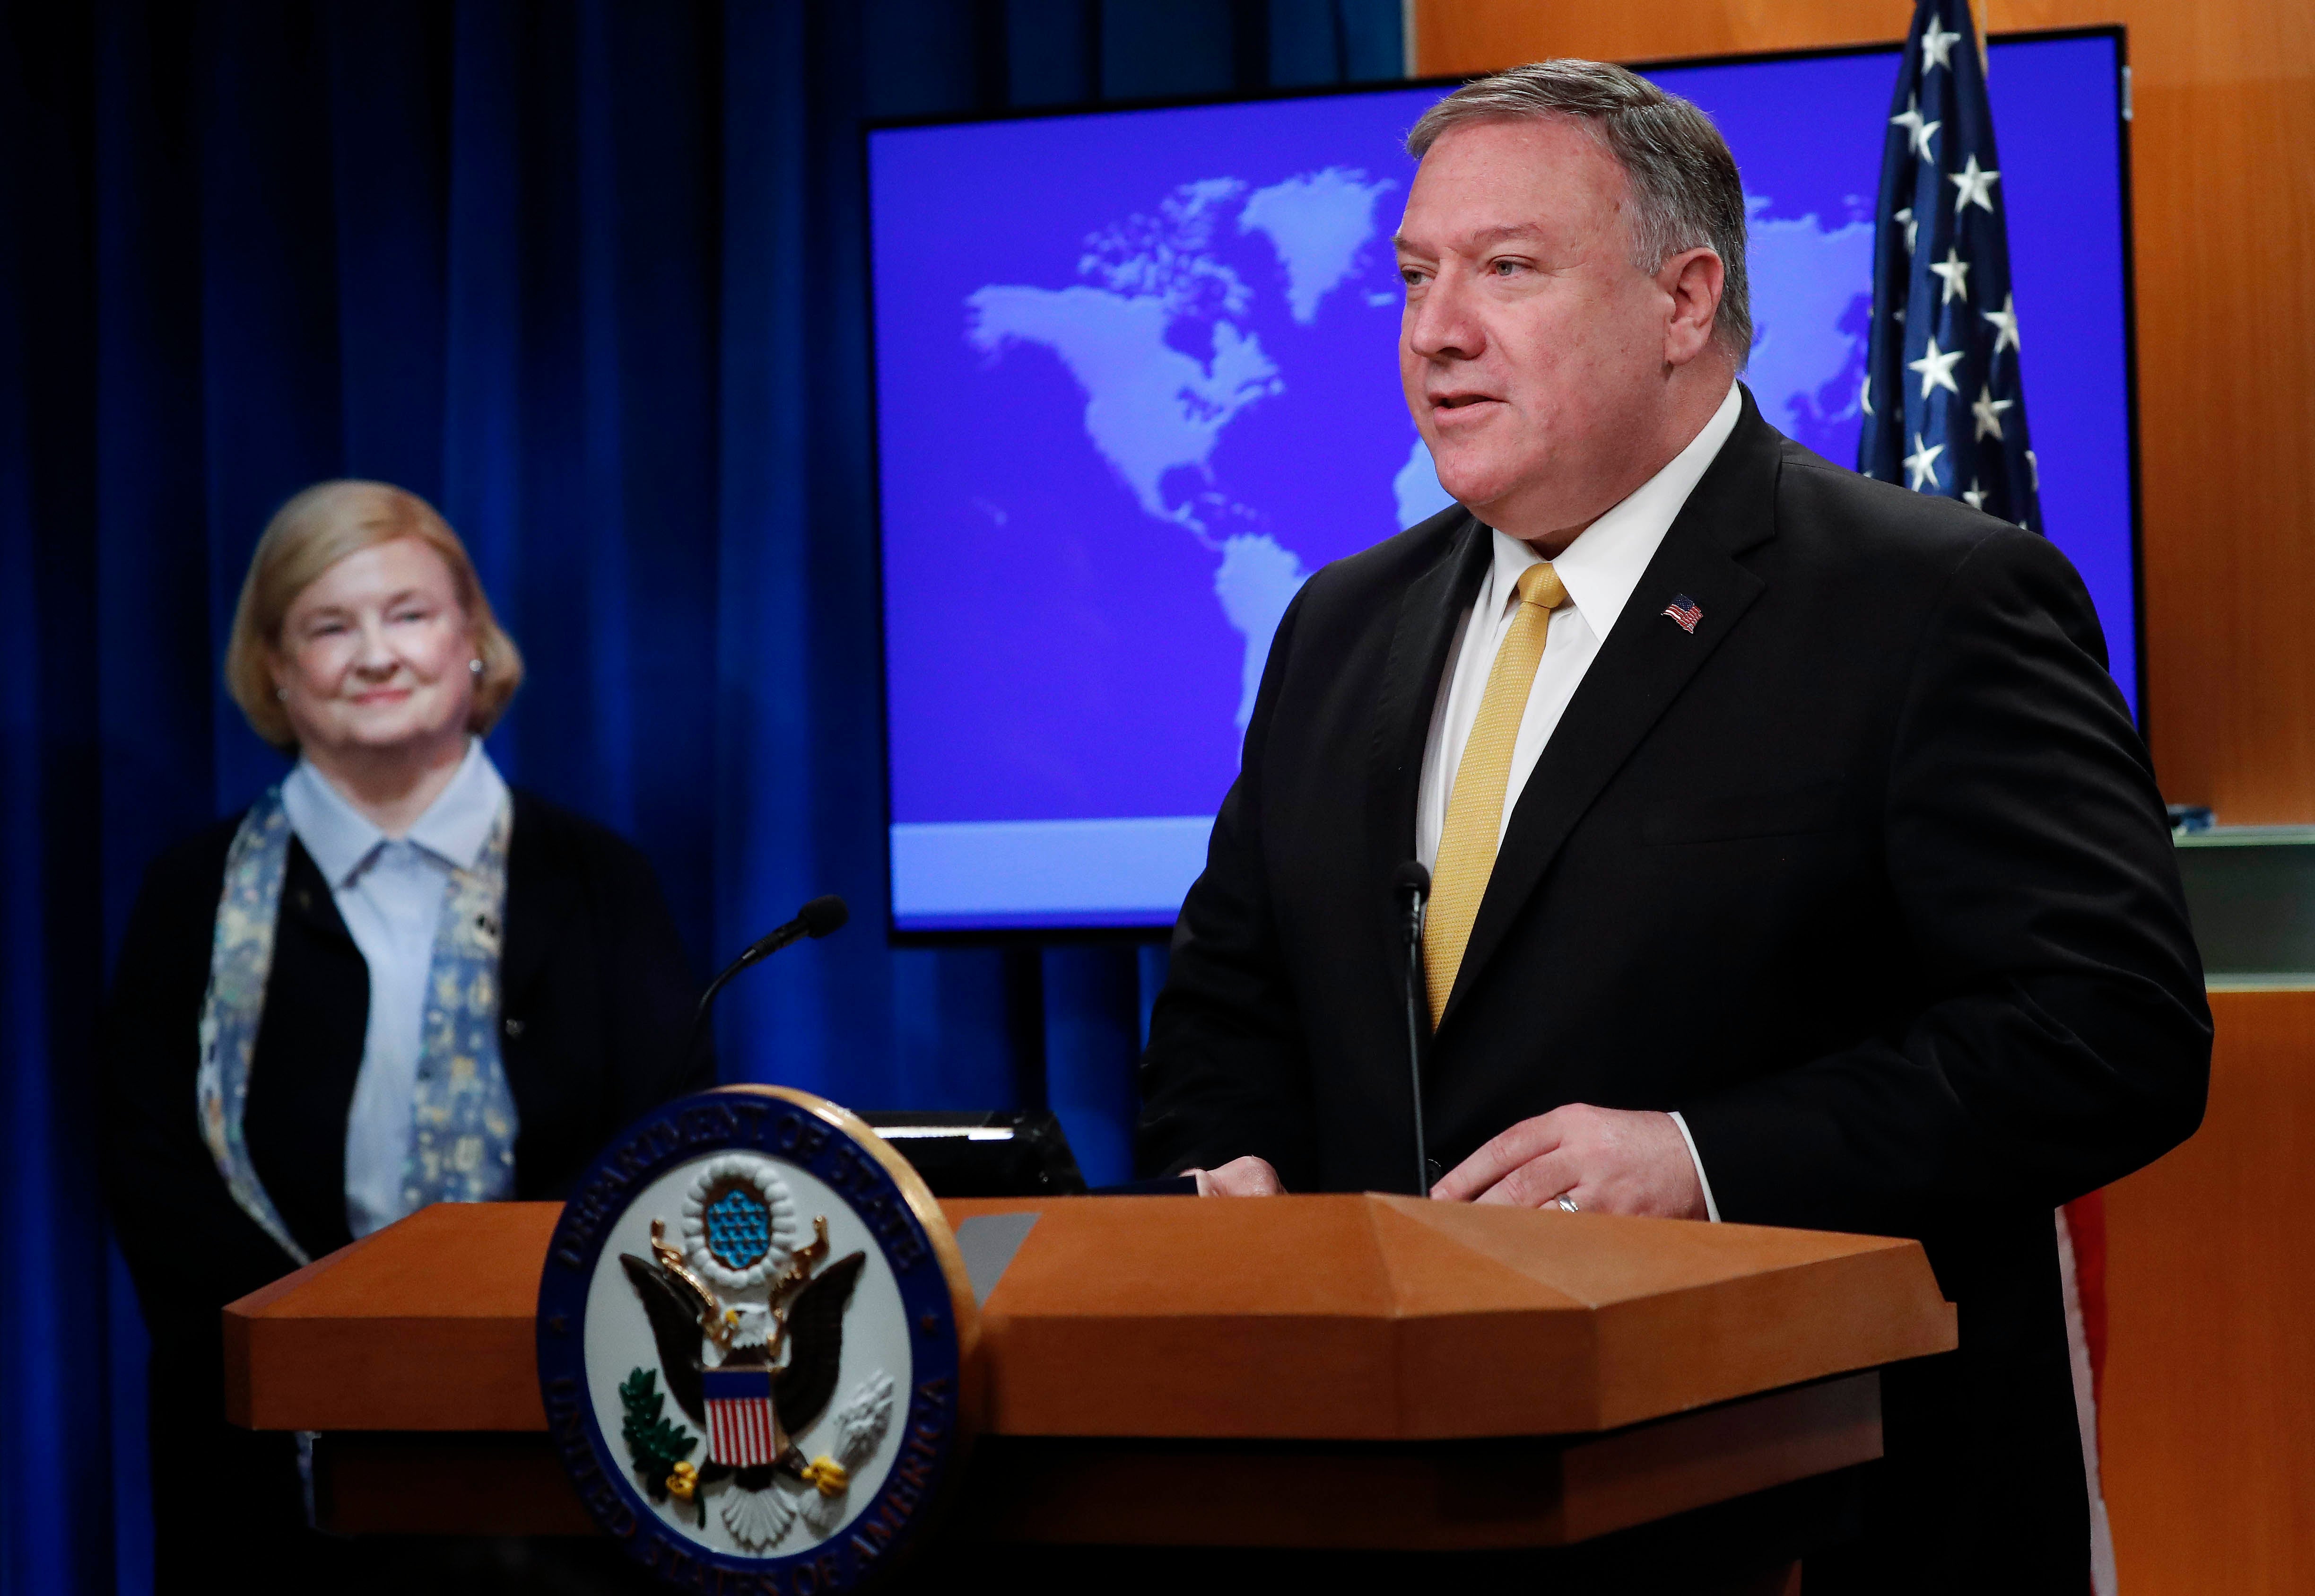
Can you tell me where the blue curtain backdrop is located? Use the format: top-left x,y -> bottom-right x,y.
0,1 -> 1407,1590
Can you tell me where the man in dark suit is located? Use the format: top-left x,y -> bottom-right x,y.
1137,60 -> 2208,1590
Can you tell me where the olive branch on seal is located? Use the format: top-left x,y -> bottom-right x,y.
618,1367 -> 700,1512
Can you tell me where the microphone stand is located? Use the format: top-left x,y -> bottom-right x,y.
1395,863 -> 1431,1198
682,895 -> 849,1074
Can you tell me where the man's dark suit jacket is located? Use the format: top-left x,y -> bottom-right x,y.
1138,388 -> 2210,1589
100,787 -> 709,1590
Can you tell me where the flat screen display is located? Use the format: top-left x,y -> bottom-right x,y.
869,32 -> 2135,932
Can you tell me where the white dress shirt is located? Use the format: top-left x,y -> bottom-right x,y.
281,739 -> 511,1239
1414,383 -> 1740,1220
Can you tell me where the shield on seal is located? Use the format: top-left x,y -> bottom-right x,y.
701,1365 -> 786,1466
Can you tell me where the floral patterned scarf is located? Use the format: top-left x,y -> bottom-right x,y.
194,783 -> 519,1262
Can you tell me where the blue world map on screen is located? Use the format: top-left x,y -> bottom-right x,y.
870,38 -> 2131,929
967,167 -> 1400,733
963,169 -> 1879,734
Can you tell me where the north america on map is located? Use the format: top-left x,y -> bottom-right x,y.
965,173 -> 1873,740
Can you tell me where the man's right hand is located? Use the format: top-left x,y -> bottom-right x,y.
1189,1155 -> 1285,1196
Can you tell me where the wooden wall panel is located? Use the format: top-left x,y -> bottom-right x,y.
1414,0 -> 2315,821
2100,991 -> 2315,1595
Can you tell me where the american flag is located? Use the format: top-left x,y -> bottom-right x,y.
702,1365 -> 782,1466
1661,595 -> 1702,633
1863,26 -> 2110,1586
1858,1 -> 2041,533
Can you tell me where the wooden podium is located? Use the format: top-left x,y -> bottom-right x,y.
226,1194 -> 1954,1589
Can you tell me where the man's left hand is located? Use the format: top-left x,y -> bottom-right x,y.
1430,1104 -> 1707,1218
1189,1155 -> 1286,1196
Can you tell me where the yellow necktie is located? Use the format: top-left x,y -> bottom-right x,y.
1426,561 -> 1568,1023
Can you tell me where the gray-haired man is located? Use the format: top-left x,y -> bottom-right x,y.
1140,61 -> 2207,1589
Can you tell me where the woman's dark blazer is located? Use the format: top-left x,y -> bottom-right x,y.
99,786 -> 711,1404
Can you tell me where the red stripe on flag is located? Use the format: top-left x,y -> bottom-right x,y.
2058,1197 -> 2118,1596
2064,1190 -> 2108,1422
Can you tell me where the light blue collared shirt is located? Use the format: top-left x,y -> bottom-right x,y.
281,740 -> 511,1239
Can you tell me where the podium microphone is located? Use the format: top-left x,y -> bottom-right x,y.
682,895 -> 849,1071
1393,862 -> 1431,1199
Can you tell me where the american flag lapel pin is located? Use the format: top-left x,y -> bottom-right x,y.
1660,593 -> 1703,633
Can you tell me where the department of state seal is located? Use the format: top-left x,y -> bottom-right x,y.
537,1086 -> 977,1590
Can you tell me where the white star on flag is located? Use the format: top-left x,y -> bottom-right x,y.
1908,336 -> 1964,399
1905,432 -> 1945,491
1929,247 -> 1971,304
1949,154 -> 2000,215
1920,16 -> 1962,72
1891,95 -> 1941,161
1982,294 -> 2020,357
1971,384 -> 2014,441
1861,1 -> 2041,537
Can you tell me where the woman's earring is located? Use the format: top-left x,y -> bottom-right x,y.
275,687 -> 288,702
469,658 -> 484,676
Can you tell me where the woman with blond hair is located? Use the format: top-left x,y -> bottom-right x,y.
100,480 -> 707,1587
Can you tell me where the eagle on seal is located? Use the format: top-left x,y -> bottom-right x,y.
620,1217 -> 866,1522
